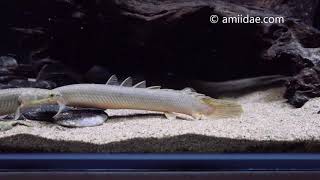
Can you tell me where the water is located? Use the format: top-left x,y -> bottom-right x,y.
0,0 -> 319,153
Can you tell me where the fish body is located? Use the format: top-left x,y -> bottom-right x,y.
0,88 -> 61,118
0,88 -> 23,116
0,76 -> 243,121
54,83 -> 243,119
190,75 -> 290,97
160,75 -> 289,97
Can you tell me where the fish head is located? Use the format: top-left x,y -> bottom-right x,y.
18,89 -> 64,108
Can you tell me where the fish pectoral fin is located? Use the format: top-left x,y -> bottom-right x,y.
182,87 -> 196,92
14,106 -> 22,121
174,113 -> 195,120
14,96 -> 24,121
191,113 -> 204,120
164,112 -> 195,120
164,113 -> 177,120
53,99 -> 67,119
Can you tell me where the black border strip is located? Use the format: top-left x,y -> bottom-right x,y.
0,153 -> 319,171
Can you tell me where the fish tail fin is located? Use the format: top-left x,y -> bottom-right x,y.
200,97 -> 243,119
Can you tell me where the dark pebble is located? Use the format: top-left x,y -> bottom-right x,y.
285,67 -> 320,108
16,105 -> 108,128
2,114 -> 25,120
54,109 -> 108,127
287,91 -> 310,108
0,56 -> 18,69
21,105 -> 72,121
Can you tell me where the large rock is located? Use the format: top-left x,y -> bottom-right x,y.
285,67 -> 320,108
225,0 -> 320,29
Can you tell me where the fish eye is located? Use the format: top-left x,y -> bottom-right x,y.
49,94 -> 55,98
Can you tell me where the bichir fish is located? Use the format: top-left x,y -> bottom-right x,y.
53,75 -> 243,120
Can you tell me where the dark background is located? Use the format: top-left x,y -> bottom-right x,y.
0,0 -> 319,106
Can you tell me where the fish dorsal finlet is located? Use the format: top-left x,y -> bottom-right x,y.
133,81 -> 146,88
106,74 -> 162,89
106,75 -> 119,85
147,86 -> 161,89
120,77 -> 133,87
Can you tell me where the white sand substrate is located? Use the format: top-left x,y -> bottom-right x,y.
0,87 -> 319,152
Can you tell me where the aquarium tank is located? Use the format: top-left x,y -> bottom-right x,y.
0,0 -> 319,154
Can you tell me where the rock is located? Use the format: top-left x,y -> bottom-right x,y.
0,83 -> 18,89
8,105 -> 108,128
84,65 -> 112,83
54,109 -> 108,127
21,105 -> 72,121
0,76 -> 26,83
284,67 -> 320,107
225,0 -> 320,29
37,64 -> 82,87
316,6 -> 320,30
0,56 -> 18,69
0,68 -> 13,76
2,114 -> 26,120
31,58 -> 61,74
70,0 -> 319,80
286,91 -> 310,108
12,64 -> 37,78
96,0 -> 320,106
8,79 -> 31,88
32,80 -> 57,89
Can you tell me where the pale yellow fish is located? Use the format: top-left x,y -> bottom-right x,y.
53,76 -> 243,120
